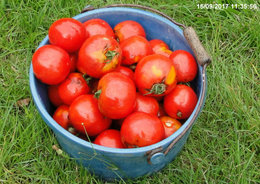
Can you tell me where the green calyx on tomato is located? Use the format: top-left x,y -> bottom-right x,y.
105,50 -> 118,63
82,74 -> 92,85
145,82 -> 166,95
94,89 -> 102,99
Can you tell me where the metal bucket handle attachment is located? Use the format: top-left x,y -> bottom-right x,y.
81,4 -> 211,163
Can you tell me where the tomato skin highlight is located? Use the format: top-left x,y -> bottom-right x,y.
150,39 -> 172,57
120,36 -> 152,65
114,20 -> 146,42
83,18 -> 115,38
134,54 -> 177,96
48,85 -> 63,107
53,105 -> 70,129
32,45 -> 70,85
120,112 -> 165,148
169,50 -> 198,82
134,93 -> 159,116
164,84 -> 198,119
77,35 -> 122,78
58,73 -> 90,105
49,18 -> 87,53
160,116 -> 182,138
94,129 -> 125,148
69,94 -> 111,136
97,72 -> 136,119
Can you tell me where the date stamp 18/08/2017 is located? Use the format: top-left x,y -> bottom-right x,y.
197,3 -> 258,10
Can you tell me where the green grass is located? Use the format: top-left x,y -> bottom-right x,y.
0,0 -> 259,183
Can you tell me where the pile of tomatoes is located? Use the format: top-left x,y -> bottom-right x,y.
32,18 -> 198,149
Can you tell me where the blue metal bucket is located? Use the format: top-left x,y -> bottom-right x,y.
29,5 -> 210,180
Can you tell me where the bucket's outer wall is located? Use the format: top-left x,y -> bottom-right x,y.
29,7 -> 206,180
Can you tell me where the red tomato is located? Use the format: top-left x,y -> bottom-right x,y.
32,45 -> 70,85
48,18 -> 87,53
53,105 -> 70,129
164,84 -> 198,119
120,36 -> 152,65
115,66 -> 135,81
77,35 -> 122,78
134,93 -> 159,115
135,54 -> 177,96
94,129 -> 125,148
114,20 -> 146,42
69,53 -> 78,73
95,72 -> 136,119
69,94 -> 111,136
120,112 -> 165,148
58,73 -> 90,105
150,39 -> 172,57
83,18 -> 115,38
160,116 -> 182,138
169,50 -> 198,82
48,85 -> 63,107
157,104 -> 167,118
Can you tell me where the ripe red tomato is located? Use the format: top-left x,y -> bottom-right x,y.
77,35 -> 122,78
69,53 -> 78,73
160,116 -> 182,138
32,45 -> 70,85
96,72 -> 136,119
134,93 -> 159,115
58,73 -> 90,105
83,18 -> 115,38
135,54 -> 177,96
114,20 -> 146,42
120,36 -> 152,65
94,129 -> 125,148
164,84 -> 198,119
169,50 -> 198,82
150,39 -> 172,57
157,104 -> 167,117
115,66 -> 135,81
120,112 -> 165,148
48,85 -> 63,107
69,94 -> 111,136
48,18 -> 87,53
53,105 -> 70,129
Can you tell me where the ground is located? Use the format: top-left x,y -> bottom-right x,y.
0,0 -> 259,183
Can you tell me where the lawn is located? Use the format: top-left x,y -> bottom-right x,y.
0,0 -> 259,183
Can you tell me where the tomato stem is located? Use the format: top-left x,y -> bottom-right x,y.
105,50 -> 118,63
145,83 -> 166,95
177,111 -> 182,118
94,89 -> 102,99
82,74 -> 92,85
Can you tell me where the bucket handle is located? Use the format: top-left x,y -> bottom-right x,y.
81,4 -> 210,162
81,4 -> 212,66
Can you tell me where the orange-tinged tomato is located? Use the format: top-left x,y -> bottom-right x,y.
77,35 -> 122,78
114,20 -> 146,42
150,39 -> 173,57
160,116 -> 182,138
135,54 -> 177,96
